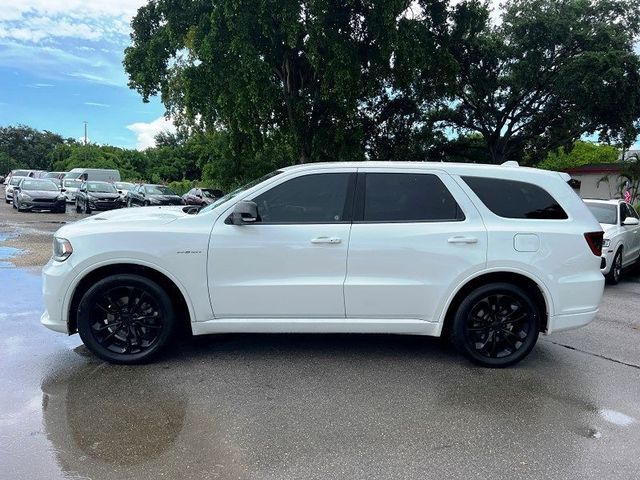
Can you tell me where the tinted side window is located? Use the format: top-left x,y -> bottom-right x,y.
362,173 -> 464,222
626,203 -> 638,219
253,173 -> 353,223
462,176 -> 568,220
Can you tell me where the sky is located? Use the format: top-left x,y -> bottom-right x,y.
0,0 -> 174,150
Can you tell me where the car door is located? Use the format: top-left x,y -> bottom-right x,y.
208,169 -> 356,319
344,168 -> 487,322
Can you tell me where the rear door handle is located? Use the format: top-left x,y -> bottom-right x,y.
311,236 -> 342,244
448,236 -> 478,244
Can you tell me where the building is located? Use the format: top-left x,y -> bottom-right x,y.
563,163 -> 623,200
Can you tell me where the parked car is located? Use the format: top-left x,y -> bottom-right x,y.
66,168 -> 121,182
126,184 -> 184,207
584,199 -> 640,284
4,169 -> 35,185
13,178 -> 66,213
114,182 -> 135,199
43,171 -> 67,187
60,179 -> 82,203
182,187 -> 225,207
41,162 -> 605,367
75,181 -> 125,214
4,176 -> 28,203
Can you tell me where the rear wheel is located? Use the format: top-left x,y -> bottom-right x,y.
75,200 -> 81,213
606,249 -> 622,285
451,283 -> 540,368
77,274 -> 176,364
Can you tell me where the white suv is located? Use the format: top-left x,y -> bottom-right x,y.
41,162 -> 605,367
584,199 -> 640,284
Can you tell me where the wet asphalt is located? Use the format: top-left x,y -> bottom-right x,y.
1,195 -> 640,479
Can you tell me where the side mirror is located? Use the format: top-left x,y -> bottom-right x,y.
623,217 -> 639,226
231,201 -> 258,225
61,188 -> 66,192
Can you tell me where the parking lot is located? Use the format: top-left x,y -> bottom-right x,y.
1,192 -> 640,480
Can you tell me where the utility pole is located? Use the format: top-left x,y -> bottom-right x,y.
83,121 -> 88,165
83,121 -> 88,145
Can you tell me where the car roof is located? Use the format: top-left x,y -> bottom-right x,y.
277,161 -> 566,179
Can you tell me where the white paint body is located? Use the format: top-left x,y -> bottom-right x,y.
584,199 -> 640,275
41,162 -> 605,338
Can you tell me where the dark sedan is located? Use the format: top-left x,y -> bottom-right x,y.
182,187 -> 224,207
75,181 -> 125,214
13,178 -> 66,213
126,184 -> 184,207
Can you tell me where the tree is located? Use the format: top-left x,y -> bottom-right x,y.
436,0 -> 640,164
538,140 -> 620,171
0,125 -> 67,170
124,0 -> 455,167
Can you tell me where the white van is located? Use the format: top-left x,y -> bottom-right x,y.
66,168 -> 121,183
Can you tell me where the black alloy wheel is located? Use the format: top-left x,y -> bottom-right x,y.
451,283 -> 540,368
606,249 -> 622,285
77,274 -> 176,364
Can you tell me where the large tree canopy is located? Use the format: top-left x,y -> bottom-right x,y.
438,0 -> 640,164
124,0 -> 457,168
0,125 -> 67,171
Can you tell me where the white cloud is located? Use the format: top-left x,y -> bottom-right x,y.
127,116 -> 176,150
84,102 -> 109,107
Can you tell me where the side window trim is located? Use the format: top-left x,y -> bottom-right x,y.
353,171 -> 466,224
247,172 -> 357,225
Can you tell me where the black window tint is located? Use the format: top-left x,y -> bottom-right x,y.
362,173 -> 464,222
462,176 -> 568,220
253,173 -> 352,223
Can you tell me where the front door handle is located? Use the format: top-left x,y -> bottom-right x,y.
311,236 -> 342,244
448,236 -> 478,244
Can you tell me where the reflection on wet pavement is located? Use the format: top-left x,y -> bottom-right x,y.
1,267 -> 640,480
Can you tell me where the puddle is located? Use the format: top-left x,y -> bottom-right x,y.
0,246 -> 23,267
599,409 -> 636,426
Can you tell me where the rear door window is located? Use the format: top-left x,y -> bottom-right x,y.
360,173 -> 464,222
462,177 -> 568,220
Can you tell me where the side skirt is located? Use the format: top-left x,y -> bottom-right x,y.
191,318 -> 440,337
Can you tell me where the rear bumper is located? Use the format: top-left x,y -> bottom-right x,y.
546,309 -> 598,334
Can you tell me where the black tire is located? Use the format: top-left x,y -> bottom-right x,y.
84,201 -> 91,214
5,199 -> 9,204
75,200 -> 81,213
606,248 -> 622,285
77,274 -> 176,364
450,282 -> 540,368
144,201 -> 150,207
127,198 -> 132,208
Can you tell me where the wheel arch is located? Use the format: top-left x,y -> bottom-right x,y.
440,270 -> 551,337
67,263 -> 193,335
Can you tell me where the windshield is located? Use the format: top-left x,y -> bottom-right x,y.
10,177 -> 26,186
146,185 -> 176,195
201,189 -> 219,198
63,180 -> 82,188
21,180 -> 58,191
13,170 -> 30,177
115,182 -> 134,190
199,170 -> 282,214
586,203 -> 617,225
87,182 -> 117,193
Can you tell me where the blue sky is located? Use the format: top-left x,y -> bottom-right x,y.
0,0 -> 173,150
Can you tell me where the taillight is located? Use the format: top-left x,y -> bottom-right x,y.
584,231 -> 604,256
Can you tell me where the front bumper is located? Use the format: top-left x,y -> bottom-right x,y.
41,258 -> 74,334
89,201 -> 125,211
19,199 -> 66,211
600,249 -> 614,275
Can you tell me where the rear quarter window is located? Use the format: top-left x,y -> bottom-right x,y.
462,176 -> 568,220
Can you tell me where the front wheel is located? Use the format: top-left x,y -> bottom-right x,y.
450,283 -> 540,368
606,249 -> 622,285
77,274 -> 176,364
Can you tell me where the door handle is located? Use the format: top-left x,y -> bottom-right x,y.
447,236 -> 478,244
311,236 -> 342,244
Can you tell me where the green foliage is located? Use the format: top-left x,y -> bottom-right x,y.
538,141 -> 620,171
435,0 -> 640,164
0,125 -> 67,171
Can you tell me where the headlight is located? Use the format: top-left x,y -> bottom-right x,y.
57,194 -> 65,200
52,237 -> 73,262
20,192 -> 32,200
602,238 -> 611,248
